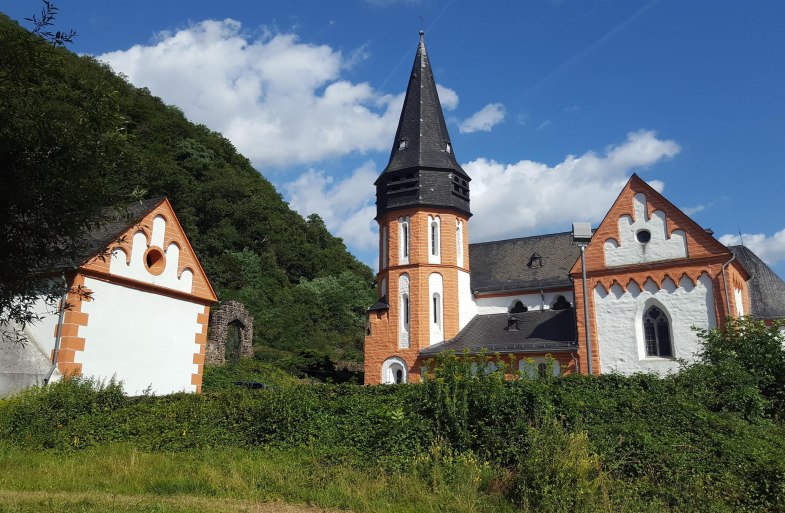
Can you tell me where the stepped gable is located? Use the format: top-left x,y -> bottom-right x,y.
730,245 -> 785,319
375,31 -> 470,219
420,309 -> 577,356
469,232 -> 580,294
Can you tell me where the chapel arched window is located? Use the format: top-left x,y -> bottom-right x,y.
643,305 -> 672,358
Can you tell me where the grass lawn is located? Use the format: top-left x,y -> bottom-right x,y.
0,444 -> 516,513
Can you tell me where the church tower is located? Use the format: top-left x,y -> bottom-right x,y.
364,32 -> 472,385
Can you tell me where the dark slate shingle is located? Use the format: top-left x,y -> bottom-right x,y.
55,197 -> 164,271
469,232 -> 580,293
420,309 -> 578,356
730,245 -> 785,319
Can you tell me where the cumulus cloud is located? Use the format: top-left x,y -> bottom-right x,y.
459,103 -> 506,133
464,130 -> 681,242
97,19 -> 406,169
284,161 -> 378,251
436,85 -> 459,110
719,229 -> 785,266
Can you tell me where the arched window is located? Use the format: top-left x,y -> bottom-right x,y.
432,293 -> 441,327
399,274 -> 410,348
382,357 -> 407,384
509,300 -> 528,314
456,220 -> 464,267
381,226 -> 388,269
643,305 -> 672,358
519,358 -> 561,379
428,215 -> 441,263
431,222 -> 439,256
551,295 -> 571,310
399,217 -> 409,264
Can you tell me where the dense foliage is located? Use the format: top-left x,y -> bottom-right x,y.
2,320 -> 784,512
0,12 -> 374,369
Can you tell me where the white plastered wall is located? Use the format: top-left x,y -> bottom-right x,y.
734,288 -> 745,317
475,291 -> 574,315
594,274 -> 716,375
457,270 -> 475,330
78,277 -> 202,395
604,193 -> 687,267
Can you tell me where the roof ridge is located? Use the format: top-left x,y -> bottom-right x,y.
469,231 -> 573,247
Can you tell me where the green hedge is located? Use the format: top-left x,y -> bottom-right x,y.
2,319 -> 784,511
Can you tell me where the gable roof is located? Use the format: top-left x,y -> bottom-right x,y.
730,245 -> 785,319
56,197 -> 164,271
420,309 -> 578,356
469,232 -> 579,293
570,174 -> 734,275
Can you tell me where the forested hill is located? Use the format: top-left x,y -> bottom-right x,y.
0,13 -> 375,377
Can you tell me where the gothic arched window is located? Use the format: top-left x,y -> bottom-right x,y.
643,305 -> 672,358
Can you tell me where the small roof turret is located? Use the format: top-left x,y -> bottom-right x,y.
375,32 -> 470,219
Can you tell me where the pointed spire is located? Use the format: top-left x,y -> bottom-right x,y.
375,32 -> 471,219
382,31 -> 465,176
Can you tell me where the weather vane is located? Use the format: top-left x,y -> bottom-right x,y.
419,16 -> 424,32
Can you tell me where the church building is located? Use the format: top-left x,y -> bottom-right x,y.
0,198 -> 217,397
363,32 -> 785,384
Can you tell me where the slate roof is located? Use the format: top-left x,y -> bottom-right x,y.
375,32 -> 470,219
367,295 -> 390,312
55,197 -> 164,270
469,232 -> 580,294
730,245 -> 785,319
420,309 -> 578,356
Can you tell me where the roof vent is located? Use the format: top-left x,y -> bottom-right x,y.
527,252 -> 544,268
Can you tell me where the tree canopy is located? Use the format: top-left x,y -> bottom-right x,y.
0,11 -> 375,375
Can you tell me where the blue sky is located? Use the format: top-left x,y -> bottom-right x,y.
4,1 -> 785,276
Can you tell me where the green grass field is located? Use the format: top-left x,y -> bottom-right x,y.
0,444 -> 516,513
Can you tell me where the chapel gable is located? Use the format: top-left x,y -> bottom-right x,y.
80,198 -> 216,303
573,174 -> 733,274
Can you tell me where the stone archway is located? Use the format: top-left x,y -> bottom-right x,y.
206,300 -> 254,364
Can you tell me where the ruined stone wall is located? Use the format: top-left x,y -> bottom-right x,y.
205,300 -> 253,364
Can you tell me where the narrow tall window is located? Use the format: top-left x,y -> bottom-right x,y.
381,226 -> 388,269
399,217 -> 409,264
456,220 -> 464,267
431,222 -> 439,256
643,305 -> 672,357
428,215 -> 441,264
432,293 -> 441,325
399,274 -> 410,348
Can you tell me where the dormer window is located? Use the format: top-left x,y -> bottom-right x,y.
527,252 -> 544,268
398,139 -> 408,150
446,142 -> 451,154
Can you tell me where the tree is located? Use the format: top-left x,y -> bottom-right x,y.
0,6 -> 134,332
695,317 -> 785,418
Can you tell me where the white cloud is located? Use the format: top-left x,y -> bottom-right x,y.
682,204 -> 706,216
436,85 -> 459,111
464,130 -> 681,242
719,229 -> 785,266
537,119 -> 553,131
284,161 -> 378,252
98,19 -> 405,169
459,103 -> 506,133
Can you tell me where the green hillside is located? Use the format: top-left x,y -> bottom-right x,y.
0,12 -> 374,379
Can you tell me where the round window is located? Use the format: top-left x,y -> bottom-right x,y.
636,230 -> 651,244
144,247 -> 166,275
